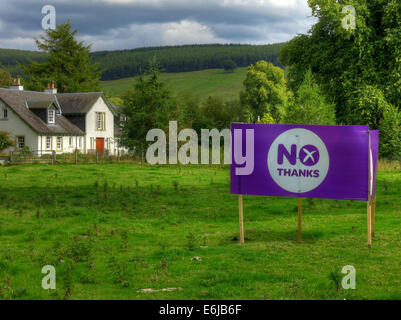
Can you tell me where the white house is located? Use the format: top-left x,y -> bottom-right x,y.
0,80 -> 125,155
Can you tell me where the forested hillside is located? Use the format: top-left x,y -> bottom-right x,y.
0,43 -> 284,80
92,43 -> 285,80
0,49 -> 47,76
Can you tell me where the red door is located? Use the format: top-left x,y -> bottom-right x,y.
96,138 -> 104,154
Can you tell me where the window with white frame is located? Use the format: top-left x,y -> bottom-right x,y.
48,109 -> 55,124
69,137 -> 73,146
17,136 -> 25,149
46,136 -> 51,149
56,137 -> 62,150
96,112 -> 105,131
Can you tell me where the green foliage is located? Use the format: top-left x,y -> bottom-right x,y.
23,20 -> 102,93
202,97 -> 231,130
345,85 -> 390,128
260,113 -> 275,124
0,131 -> 14,152
241,60 -> 289,123
0,69 -> 12,88
285,70 -> 336,125
121,58 -> 174,154
222,59 -> 237,72
379,106 -> 401,160
0,49 -> 47,77
280,0 -> 401,158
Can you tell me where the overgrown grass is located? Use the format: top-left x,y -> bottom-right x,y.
0,163 -> 400,300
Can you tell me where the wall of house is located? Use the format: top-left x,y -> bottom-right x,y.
85,97 -> 117,155
0,100 -> 39,153
38,135 -> 84,154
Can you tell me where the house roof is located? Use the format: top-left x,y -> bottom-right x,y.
0,89 -> 85,135
56,92 -> 104,114
26,99 -> 56,110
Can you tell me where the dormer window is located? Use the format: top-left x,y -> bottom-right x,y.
48,109 -> 55,124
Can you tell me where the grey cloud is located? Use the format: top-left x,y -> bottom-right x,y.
0,0 -> 314,51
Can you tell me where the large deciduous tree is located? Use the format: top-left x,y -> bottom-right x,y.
23,20 -> 101,93
240,60 -> 289,123
280,0 -> 401,158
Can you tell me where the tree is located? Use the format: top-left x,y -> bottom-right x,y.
222,59 -> 237,72
0,131 -> 14,153
379,106 -> 401,160
280,0 -> 401,122
285,70 -> 336,125
240,60 -> 289,123
201,97 -> 231,130
120,58 -> 174,156
280,0 -> 401,158
0,69 -> 12,88
23,20 -> 101,93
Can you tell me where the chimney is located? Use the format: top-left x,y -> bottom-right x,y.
11,78 -> 24,91
44,80 -> 57,94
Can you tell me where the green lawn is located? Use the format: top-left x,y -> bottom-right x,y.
0,163 -> 400,300
101,68 -> 247,102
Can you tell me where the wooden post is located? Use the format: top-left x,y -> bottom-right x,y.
367,132 -> 373,248
75,150 -> 78,165
371,196 -> 376,238
239,195 -> 245,245
298,198 -> 302,243
96,151 -> 99,164
9,151 -> 13,164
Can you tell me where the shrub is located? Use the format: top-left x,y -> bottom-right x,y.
0,131 -> 14,153
379,105 -> 401,160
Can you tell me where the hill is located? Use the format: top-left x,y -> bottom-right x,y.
101,68 -> 248,101
0,43 -> 284,81
92,43 -> 284,80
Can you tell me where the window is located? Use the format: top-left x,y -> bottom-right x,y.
69,137 -> 73,146
96,112 -> 106,131
3,108 -> 7,119
17,136 -> 25,149
79,137 -> 82,148
48,109 -> 55,124
46,136 -> 52,149
56,137 -> 62,150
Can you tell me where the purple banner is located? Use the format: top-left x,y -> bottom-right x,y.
370,130 -> 379,197
231,124 -> 372,201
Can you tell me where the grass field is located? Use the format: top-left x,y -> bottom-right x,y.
101,68 -> 247,102
0,163 -> 400,300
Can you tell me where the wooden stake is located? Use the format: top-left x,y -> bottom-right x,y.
371,196 -> 376,238
298,198 -> 302,243
367,132 -> 372,248
239,195 -> 244,245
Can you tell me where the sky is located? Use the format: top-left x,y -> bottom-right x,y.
0,0 -> 315,52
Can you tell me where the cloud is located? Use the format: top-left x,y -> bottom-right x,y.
0,0 -> 315,51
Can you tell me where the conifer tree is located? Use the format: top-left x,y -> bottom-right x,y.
24,20 -> 101,93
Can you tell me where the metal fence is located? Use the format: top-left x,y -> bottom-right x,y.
9,150 -> 138,165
